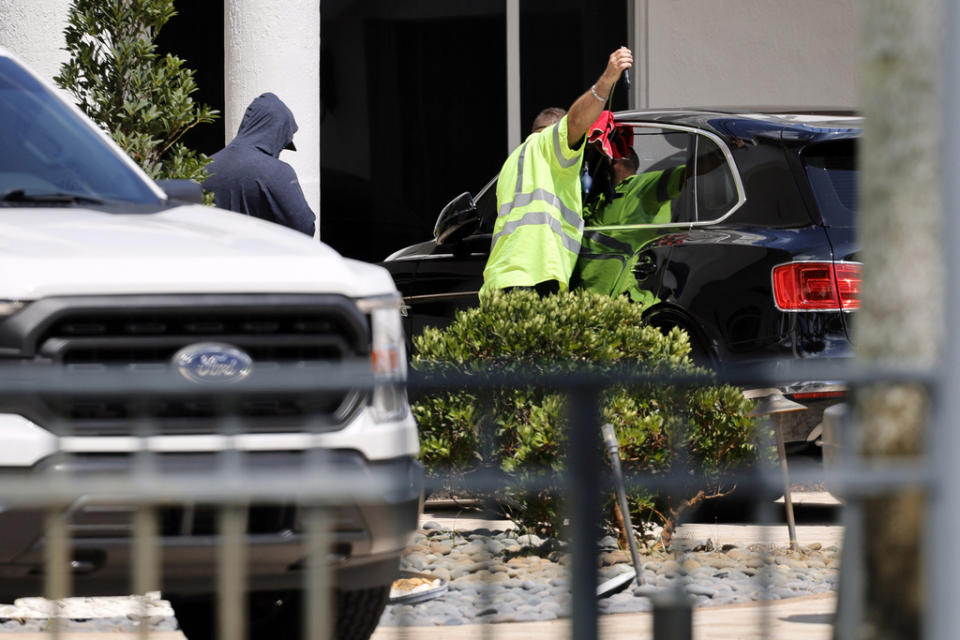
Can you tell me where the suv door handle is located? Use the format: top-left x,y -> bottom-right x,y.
634,257 -> 656,279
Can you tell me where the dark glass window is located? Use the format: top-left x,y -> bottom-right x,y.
0,58 -> 160,204
693,136 -> 738,222
583,127 -> 738,228
802,139 -> 857,228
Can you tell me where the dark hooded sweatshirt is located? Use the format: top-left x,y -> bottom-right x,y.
202,92 -> 316,236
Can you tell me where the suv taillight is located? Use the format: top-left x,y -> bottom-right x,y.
772,262 -> 861,311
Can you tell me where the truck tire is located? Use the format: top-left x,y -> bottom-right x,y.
247,586 -> 391,640
335,585 -> 391,640
171,585 -> 390,640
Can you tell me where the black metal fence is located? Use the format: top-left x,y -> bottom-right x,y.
0,357 -> 936,639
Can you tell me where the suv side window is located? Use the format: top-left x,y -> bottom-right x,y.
626,128 -> 694,224
584,126 -> 739,228
692,134 -> 739,222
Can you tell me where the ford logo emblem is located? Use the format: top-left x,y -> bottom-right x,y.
173,342 -> 253,384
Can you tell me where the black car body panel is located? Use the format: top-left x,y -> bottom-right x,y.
382,109 -> 861,442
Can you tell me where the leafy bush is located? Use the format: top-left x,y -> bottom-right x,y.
55,0 -> 218,183
412,289 -> 760,546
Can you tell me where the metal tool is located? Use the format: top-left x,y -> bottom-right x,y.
601,423 -> 644,585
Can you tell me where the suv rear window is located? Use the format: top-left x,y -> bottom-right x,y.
802,139 -> 857,228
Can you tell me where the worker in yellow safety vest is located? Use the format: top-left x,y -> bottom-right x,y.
480,47 -> 633,296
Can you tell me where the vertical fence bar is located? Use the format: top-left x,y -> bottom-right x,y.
834,404 -> 863,640
930,0 -> 960,637
132,408 -> 159,640
43,507 -> 69,640
218,406 -> 247,640
568,387 -> 600,640
478,392 -> 495,640
218,504 -> 248,640
133,507 -> 160,640
304,507 -> 332,640
752,424 -> 779,640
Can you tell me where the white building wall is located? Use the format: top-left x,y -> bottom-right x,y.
224,0 -> 321,236
644,0 -> 858,108
0,0 -> 71,83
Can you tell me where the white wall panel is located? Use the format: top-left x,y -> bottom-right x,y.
0,0 -> 70,83
647,0 -> 858,108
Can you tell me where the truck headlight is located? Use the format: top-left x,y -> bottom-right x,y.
358,295 -> 408,422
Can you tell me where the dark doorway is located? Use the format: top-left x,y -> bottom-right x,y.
155,2 -> 225,156
321,7 -> 507,262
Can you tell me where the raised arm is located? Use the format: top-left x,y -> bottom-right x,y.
566,47 -> 633,149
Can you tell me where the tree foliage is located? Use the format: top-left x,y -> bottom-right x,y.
55,0 -> 218,182
412,289 -> 763,546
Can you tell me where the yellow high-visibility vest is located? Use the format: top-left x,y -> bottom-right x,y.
480,115 -> 585,294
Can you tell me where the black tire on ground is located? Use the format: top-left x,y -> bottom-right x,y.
170,586 -> 391,640
335,585 -> 391,640
168,591 -> 303,640
167,594 -> 213,640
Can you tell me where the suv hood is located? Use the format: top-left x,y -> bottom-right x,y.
0,205 -> 396,299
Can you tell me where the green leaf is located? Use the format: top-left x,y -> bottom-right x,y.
55,0 -> 218,185
410,289 -> 759,541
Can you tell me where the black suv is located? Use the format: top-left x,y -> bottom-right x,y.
381,109 -> 859,443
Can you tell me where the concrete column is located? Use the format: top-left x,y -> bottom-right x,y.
505,0 -> 520,152
0,0 -> 71,83
626,0 -> 648,110
225,0 -> 321,237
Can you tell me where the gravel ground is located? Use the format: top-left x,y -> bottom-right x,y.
0,592 -> 178,634
379,522 -> 840,627
0,522 -> 838,633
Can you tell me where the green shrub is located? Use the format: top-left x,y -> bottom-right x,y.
412,289 -> 761,546
55,0 -> 218,184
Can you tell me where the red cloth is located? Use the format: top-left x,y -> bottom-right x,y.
587,111 -> 633,160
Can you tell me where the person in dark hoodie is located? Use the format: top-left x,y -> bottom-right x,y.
203,92 -> 316,236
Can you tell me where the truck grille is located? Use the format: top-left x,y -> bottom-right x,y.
6,295 -> 370,436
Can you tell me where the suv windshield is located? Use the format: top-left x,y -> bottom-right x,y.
0,57 -> 161,205
802,139 -> 857,228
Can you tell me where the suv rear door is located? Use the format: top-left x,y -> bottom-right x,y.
579,122 -> 745,313
797,137 -> 859,342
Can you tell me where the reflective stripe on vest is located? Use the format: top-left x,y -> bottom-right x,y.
492,211 -> 583,255
553,125 -> 579,168
498,187 -> 583,231
493,135 -> 583,256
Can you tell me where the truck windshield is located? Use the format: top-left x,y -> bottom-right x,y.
802,138 -> 857,228
0,57 -> 161,205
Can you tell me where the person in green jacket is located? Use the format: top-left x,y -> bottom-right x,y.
480,47 -> 633,297
571,149 -> 686,307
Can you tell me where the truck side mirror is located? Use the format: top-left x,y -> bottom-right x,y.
157,179 -> 204,204
434,192 -> 479,245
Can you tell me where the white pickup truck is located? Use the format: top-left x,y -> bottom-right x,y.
0,47 -> 420,640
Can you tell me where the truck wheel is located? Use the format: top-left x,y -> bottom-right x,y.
335,585 -> 391,640
171,585 -> 390,640
253,586 -> 391,640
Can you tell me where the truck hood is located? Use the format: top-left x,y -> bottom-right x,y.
0,205 -> 397,299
